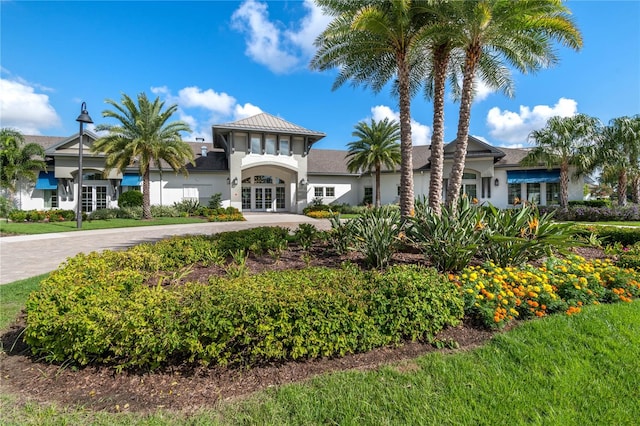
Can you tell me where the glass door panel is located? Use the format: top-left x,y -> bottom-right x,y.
264,188 -> 272,211
81,186 -> 93,213
255,188 -> 264,210
242,187 -> 251,210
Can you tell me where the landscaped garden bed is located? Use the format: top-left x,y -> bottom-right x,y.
1,201 -> 639,415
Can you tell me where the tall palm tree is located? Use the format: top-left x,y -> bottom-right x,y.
598,115 -> 640,205
345,118 -> 402,208
311,0 -> 436,217
446,0 -> 583,207
0,128 -> 47,208
92,93 -> 194,219
520,114 -> 600,208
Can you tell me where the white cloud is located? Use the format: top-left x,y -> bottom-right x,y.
0,78 -> 61,135
486,97 -> 578,145
150,86 -> 264,142
177,86 -> 236,115
285,0 -> 333,56
234,103 -> 263,119
231,0 -> 330,74
370,105 -> 431,146
473,79 -> 493,102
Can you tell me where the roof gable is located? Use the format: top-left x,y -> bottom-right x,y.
44,130 -> 99,155
213,113 -> 326,138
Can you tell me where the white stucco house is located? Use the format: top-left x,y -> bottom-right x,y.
14,112 -> 584,214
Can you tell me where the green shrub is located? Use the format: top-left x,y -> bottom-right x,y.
327,215 -> 355,255
212,226 -> 291,257
117,206 -> 142,219
480,203 -> 577,267
208,193 -> 222,209
293,223 -> 318,251
408,196 -> 484,272
350,206 -> 403,269
569,200 -> 612,208
118,190 -> 143,208
0,195 -> 14,217
25,257 -> 463,370
173,199 -> 201,215
88,208 -> 119,220
575,225 -> 640,246
8,210 -> 26,222
150,205 -> 181,217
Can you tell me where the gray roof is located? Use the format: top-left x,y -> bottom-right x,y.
213,112 -> 326,138
494,147 -> 531,167
23,135 -> 67,151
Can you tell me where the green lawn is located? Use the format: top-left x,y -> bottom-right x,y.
0,217 -> 208,235
1,272 -> 638,425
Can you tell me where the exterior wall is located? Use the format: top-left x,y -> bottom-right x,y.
149,171 -> 229,207
308,175 -> 359,206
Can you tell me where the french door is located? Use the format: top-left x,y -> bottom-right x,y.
81,185 -> 107,213
242,186 -> 285,211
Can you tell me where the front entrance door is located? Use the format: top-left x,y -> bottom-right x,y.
254,187 -> 273,211
81,185 -> 107,213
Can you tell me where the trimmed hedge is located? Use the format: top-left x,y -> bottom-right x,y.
25,254 -> 463,370
575,225 -> 640,246
540,204 -> 640,222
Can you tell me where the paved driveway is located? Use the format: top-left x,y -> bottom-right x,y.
0,214 -> 331,285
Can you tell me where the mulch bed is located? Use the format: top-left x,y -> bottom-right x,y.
0,245 -> 607,414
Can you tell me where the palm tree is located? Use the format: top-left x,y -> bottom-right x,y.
446,0 -> 583,207
0,128 -> 47,208
345,118 -> 402,208
598,115 -> 640,205
520,114 -> 601,208
311,0 -> 436,217
92,93 -> 194,219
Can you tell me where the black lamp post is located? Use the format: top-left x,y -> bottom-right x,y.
76,102 -> 93,229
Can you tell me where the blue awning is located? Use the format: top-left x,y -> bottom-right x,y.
34,171 -> 58,190
121,173 -> 141,186
507,170 -> 560,184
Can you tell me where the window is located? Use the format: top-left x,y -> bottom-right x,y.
265,135 -> 277,155
325,187 -> 335,197
250,135 -> 261,154
314,187 -> 323,197
397,185 -> 401,196
44,189 -> 58,209
442,178 -> 449,201
462,184 -> 477,200
508,183 -> 522,205
546,183 -> 560,205
364,187 -> 373,205
527,183 -> 541,204
254,175 -> 273,184
481,177 -> 492,198
279,137 -> 290,155
462,172 -> 477,179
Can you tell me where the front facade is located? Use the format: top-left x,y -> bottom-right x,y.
13,112 -> 585,214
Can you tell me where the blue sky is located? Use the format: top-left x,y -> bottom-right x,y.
1,0 -> 639,150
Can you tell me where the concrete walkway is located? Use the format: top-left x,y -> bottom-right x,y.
0,214 -> 331,285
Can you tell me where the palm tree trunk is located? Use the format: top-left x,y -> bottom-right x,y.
560,161 -> 569,208
447,42 -> 480,208
396,52 -> 414,217
631,175 -> 640,204
427,45 -> 449,216
375,163 -> 382,208
142,168 -> 152,219
618,170 -> 628,206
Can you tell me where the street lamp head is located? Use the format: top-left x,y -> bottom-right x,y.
76,102 -> 93,124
